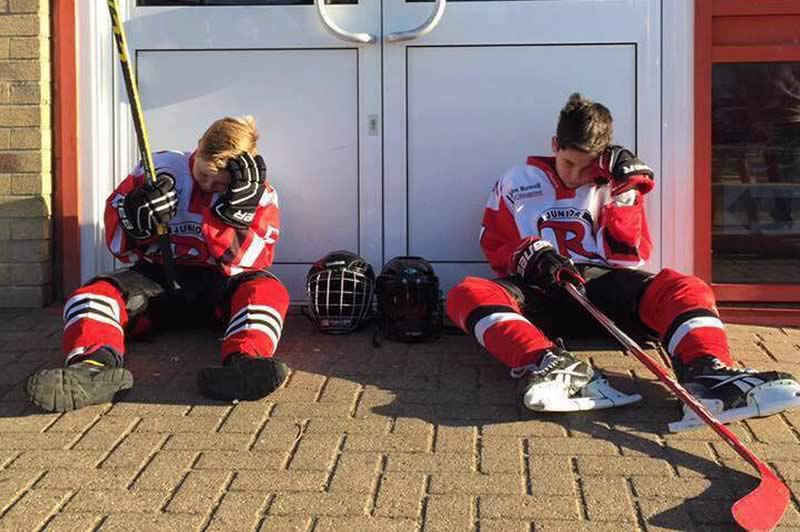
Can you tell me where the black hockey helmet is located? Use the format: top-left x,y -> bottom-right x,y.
374,256 -> 443,343
305,250 -> 375,334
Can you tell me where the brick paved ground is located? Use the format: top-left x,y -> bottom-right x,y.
0,307 -> 799,531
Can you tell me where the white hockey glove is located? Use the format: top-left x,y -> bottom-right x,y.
213,153 -> 267,229
118,172 -> 178,240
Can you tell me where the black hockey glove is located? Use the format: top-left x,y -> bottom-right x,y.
595,145 -> 655,195
213,153 -> 267,229
118,172 -> 178,240
511,238 -> 585,293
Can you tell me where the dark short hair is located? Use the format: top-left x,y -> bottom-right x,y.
556,93 -> 613,155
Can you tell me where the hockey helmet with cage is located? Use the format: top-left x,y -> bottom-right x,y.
375,256 -> 443,342
306,250 -> 375,334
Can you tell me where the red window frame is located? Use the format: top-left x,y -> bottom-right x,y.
694,0 -> 800,324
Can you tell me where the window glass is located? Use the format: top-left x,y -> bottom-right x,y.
711,62 -> 800,284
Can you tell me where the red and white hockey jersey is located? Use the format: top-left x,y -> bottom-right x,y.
481,156 -> 652,276
105,150 -> 280,276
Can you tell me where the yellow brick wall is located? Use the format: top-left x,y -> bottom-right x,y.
0,0 -> 52,307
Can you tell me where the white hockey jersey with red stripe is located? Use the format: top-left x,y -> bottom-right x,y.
481,156 -> 652,276
104,150 -> 280,276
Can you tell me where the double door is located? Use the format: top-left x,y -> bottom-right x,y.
92,0 -> 662,299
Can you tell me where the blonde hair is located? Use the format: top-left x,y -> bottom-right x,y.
197,115 -> 260,171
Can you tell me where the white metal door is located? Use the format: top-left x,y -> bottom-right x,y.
105,1 -> 382,299
382,0 -> 662,293
80,1 -> 673,300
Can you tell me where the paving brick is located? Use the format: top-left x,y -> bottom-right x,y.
97,513 -> 206,531
744,415 -> 799,444
631,476 -> 734,500
41,513 -> 103,532
217,401 -> 270,433
230,470 -> 327,492
424,494 -> 472,532
269,492 -> 370,516
479,494 -> 580,520
63,489 -> 166,513
135,416 -> 220,433
271,401 -> 354,419
251,419 -> 305,452
130,451 -> 196,491
478,519 -> 529,532
305,417 -> 389,435
0,470 -> 42,512
433,425 -> 475,453
287,432 -> 341,471
480,436 -> 522,474
6,450 -> 105,470
430,473 -> 523,495
0,413 -> 56,432
100,433 -> 165,469
636,498 -> 694,531
35,468 -> 135,491
317,377 -> 361,403
392,417 -> 433,434
163,433 -> 251,452
327,452 -> 381,493
0,432 -> 73,450
71,417 -> 138,451
580,476 -> 637,522
195,450 -> 285,471
105,403 -> 190,418
204,492 -> 271,531
0,489 -> 72,530
345,432 -> 431,453
482,419 -> 567,438
576,456 -> 673,477
164,470 -> 230,514
385,452 -> 473,473
527,456 -> 576,496
315,517 -> 418,532
528,436 -> 619,456
373,472 -> 424,518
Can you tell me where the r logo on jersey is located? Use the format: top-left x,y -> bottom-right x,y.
537,207 -> 600,261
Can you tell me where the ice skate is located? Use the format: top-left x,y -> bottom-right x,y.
669,356 -> 800,432
25,349 -> 133,413
198,353 -> 289,401
519,348 -> 641,412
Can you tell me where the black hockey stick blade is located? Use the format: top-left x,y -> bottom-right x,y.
564,283 -> 790,531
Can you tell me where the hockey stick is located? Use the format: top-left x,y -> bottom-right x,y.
107,0 -> 178,291
564,283 -> 790,531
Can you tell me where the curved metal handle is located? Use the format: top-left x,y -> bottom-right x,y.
315,0 -> 376,44
386,0 -> 447,42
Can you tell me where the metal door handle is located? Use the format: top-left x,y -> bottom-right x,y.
386,0 -> 447,42
315,0 -> 377,44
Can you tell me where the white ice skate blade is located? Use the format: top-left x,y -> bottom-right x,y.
525,376 -> 642,413
668,378 -> 800,432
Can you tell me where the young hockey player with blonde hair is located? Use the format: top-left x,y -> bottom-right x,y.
447,93 -> 800,429
26,116 -> 289,411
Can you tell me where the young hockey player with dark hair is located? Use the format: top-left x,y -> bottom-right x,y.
447,93 -> 800,429
26,116 -> 289,412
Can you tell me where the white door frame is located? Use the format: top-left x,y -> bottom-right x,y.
77,1 -> 696,286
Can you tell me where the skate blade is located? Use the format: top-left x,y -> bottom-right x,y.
669,379 -> 800,432
526,377 -> 642,412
